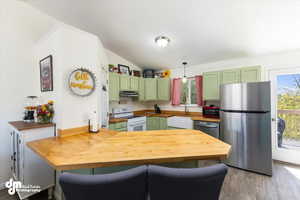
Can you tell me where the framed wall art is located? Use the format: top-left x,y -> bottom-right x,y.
118,64 -> 131,75
39,55 -> 53,92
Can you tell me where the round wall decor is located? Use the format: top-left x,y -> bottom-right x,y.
68,68 -> 96,97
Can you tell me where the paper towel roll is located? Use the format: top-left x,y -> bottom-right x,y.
90,110 -> 99,133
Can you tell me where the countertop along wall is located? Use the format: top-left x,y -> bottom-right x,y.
106,49 -> 148,112
157,50 -> 300,113
0,0 -> 56,189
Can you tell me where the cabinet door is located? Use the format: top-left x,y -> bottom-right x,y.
203,71 -> 221,100
221,69 -> 241,84
130,77 -> 139,91
109,123 -> 116,130
147,117 -> 154,130
145,78 -> 157,100
119,75 -> 130,91
109,73 -> 120,101
139,78 -> 145,101
157,78 -> 170,101
159,118 -> 168,130
241,66 -> 261,83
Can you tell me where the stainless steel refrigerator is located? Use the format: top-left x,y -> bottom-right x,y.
220,81 -> 272,176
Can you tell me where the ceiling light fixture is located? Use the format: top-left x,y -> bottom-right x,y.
155,36 -> 170,48
182,62 -> 187,83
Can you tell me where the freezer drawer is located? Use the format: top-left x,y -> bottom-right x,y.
220,111 -> 272,175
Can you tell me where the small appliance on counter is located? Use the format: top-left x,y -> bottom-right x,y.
202,105 -> 220,118
23,96 -> 38,123
154,104 -> 161,114
89,110 -> 99,133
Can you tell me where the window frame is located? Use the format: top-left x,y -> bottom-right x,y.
180,77 -> 198,107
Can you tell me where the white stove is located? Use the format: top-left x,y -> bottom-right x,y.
112,108 -> 146,131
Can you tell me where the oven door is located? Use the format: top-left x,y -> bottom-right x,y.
128,123 -> 146,131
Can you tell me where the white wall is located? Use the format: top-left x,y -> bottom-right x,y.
158,50 -> 300,112
106,49 -> 148,112
35,25 -> 108,129
0,0 -> 55,188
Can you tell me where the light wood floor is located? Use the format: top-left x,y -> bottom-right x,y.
0,161 -> 299,200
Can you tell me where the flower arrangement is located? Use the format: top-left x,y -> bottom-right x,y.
36,101 -> 54,124
162,69 -> 171,78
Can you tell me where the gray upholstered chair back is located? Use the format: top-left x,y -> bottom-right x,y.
59,165 -> 147,200
148,164 -> 228,200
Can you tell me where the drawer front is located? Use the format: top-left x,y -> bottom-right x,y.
115,122 -> 127,129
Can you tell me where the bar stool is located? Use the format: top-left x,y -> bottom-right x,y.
59,165 -> 148,200
148,164 -> 228,200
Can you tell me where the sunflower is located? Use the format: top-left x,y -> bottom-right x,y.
162,69 -> 171,78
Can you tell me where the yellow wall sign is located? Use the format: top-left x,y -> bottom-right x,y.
68,68 -> 96,97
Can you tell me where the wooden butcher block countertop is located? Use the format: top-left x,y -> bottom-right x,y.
27,129 -> 231,171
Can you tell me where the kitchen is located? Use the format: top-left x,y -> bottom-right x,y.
2,1 -> 300,200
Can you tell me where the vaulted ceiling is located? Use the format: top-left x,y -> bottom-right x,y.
27,0 -> 300,69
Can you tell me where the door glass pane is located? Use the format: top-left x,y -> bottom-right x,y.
277,74 -> 300,150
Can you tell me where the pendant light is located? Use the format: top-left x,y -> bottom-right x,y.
182,62 -> 187,83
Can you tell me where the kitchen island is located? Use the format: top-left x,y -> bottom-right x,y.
27,129 -> 231,171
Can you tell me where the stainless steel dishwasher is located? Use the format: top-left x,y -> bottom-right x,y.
194,121 -> 220,138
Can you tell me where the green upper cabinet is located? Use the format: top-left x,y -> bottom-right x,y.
240,66 -> 261,83
145,78 -> 157,100
221,69 -> 241,84
119,75 -> 131,91
139,78 -> 145,101
203,71 -> 221,100
157,78 -> 170,101
119,75 -> 139,91
130,76 -> 139,91
109,73 -> 120,101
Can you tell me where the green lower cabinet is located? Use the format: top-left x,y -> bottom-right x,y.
159,161 -> 198,168
241,66 -> 261,83
147,117 -> 158,130
168,126 -> 184,130
147,117 -> 168,130
65,168 -> 93,175
109,122 -> 127,131
93,165 -> 137,174
159,118 -> 168,130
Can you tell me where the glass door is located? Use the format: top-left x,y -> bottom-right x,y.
269,69 -> 300,165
